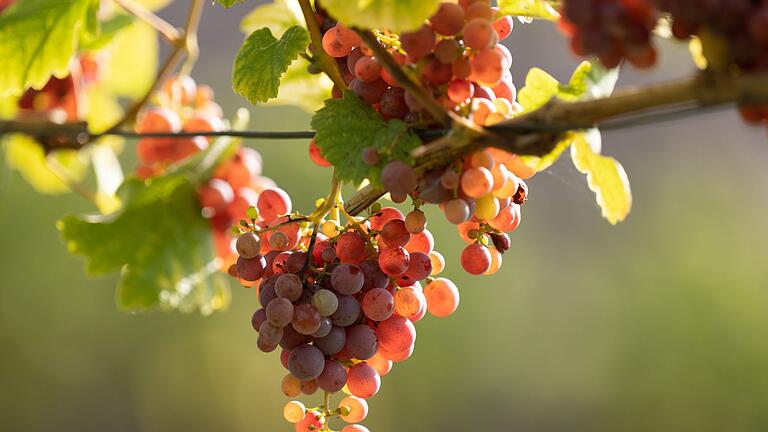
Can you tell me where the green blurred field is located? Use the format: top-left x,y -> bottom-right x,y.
3,3 -> 768,431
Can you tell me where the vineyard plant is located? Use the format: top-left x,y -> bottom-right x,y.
1,0 -> 768,431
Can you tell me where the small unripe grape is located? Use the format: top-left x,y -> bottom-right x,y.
475,194 -> 500,220
300,379 -> 318,395
441,169 -> 460,190
283,400 -> 306,423
312,289 -> 339,317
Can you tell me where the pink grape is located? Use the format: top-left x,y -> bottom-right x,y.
336,232 -> 367,264
257,188 -> 292,221
424,278 -> 460,317
463,18 -> 494,49
430,2 -> 465,35
266,297 -> 294,327
362,288 -> 395,321
400,24 -> 435,59
346,363 -> 381,398
461,243 -> 492,275
376,315 -> 416,353
315,325 -> 347,355
369,207 -> 404,231
380,219 -> 411,248
378,246 -> 410,276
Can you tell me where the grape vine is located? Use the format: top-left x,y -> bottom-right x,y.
0,0 -> 767,431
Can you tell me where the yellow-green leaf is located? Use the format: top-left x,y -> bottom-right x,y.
321,0 -> 442,33
571,130 -> 632,224
516,67 -> 559,112
269,58 -> 333,113
3,134 -> 89,195
240,0 -> 304,35
497,0 -> 560,21
104,21 -> 158,99
233,26 -> 310,105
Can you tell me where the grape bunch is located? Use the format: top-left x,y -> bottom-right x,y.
650,0 -> 768,124
133,76 -> 280,271
16,54 -> 102,123
230,197 -> 460,431
558,0 -> 659,69
309,0 -> 533,278
313,0 -> 520,130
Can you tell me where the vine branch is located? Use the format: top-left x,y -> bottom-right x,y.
113,0 -> 180,43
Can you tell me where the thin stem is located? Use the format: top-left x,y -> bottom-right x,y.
45,155 -> 97,204
113,0 -> 181,42
297,0 -> 346,90
308,172 -> 343,224
180,0 -> 205,77
356,29 -> 454,126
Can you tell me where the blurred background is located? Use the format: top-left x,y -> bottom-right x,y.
3,2 -> 768,431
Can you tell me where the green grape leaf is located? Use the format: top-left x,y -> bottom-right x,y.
321,0 -> 442,33
58,138 -> 239,314
216,0 -> 246,8
240,0 -> 303,35
268,58 -> 333,113
233,25 -> 310,105
497,0 -> 560,21
0,0 -> 98,97
3,134 -> 89,195
104,21 -> 158,99
239,0 -> 329,112
570,130 -> 632,224
311,91 -> 421,186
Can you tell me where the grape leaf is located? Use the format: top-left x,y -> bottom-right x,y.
516,67 -> 560,113
559,61 -> 619,100
79,13 -> 135,52
321,0 -> 442,33
0,0 -> 98,97
104,21 -> 158,99
311,91 -> 421,186
216,0 -> 246,8
58,139 -> 239,314
570,130 -> 632,224
268,58 -> 333,113
497,0 -> 560,21
233,26 -> 310,105
240,0 -> 303,35
239,1 -> 331,113
3,134 -> 89,195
